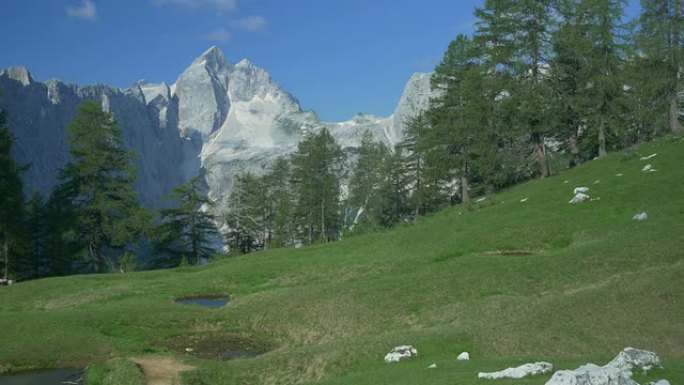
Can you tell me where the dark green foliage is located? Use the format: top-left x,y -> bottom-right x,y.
224,172 -> 266,254
155,176 -> 220,266
635,0 -> 683,134
21,191 -> 49,279
347,129 -> 388,231
54,100 -> 151,272
291,128 -> 344,245
0,109 -> 26,280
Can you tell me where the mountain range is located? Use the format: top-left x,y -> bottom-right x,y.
0,46 -> 435,213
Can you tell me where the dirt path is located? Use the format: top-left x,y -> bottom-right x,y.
132,356 -> 196,385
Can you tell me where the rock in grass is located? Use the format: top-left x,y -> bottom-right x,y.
545,363 -> 636,385
384,345 -> 418,363
428,363 -> 437,369
545,348 -> 661,385
642,164 -> 657,172
478,362 -> 553,379
640,153 -> 657,160
607,347 -> 661,373
632,212 -> 648,221
457,352 -> 470,361
569,192 -> 590,204
574,187 -> 590,194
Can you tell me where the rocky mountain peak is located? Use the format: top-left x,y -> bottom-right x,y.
1,66 -> 34,86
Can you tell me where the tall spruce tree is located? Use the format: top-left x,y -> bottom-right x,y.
512,0 -> 555,177
224,172 -> 266,254
55,100 -> 150,272
637,0 -> 683,134
23,191 -> 49,279
348,129 -> 388,230
291,128 -> 344,244
263,157 -> 296,248
155,176 -> 220,266
0,109 -> 25,280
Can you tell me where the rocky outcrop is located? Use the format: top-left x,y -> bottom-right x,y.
545,348 -> 663,385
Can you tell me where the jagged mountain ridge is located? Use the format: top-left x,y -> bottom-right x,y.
0,47 -> 436,213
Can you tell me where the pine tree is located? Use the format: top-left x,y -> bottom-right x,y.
637,0 -> 683,134
348,129 -> 388,230
155,176 -> 220,266
512,0 -> 556,177
291,128 -> 344,245
263,157 -> 296,248
376,149 -> 410,228
224,172 -> 266,254
55,100 -> 151,272
22,191 -> 49,279
0,109 -> 26,281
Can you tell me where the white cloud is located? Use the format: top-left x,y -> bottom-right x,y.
66,0 -> 98,21
231,16 -> 267,32
205,27 -> 232,43
153,0 -> 237,11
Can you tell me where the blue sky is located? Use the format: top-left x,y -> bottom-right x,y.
2,0 -> 640,121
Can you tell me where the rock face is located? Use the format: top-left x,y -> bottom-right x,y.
478,362 -> 553,380
0,47 -> 436,214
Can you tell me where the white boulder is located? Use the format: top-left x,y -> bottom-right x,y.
642,164 -> 657,172
640,153 -> 657,160
545,363 -> 636,385
545,348 -> 662,385
607,347 -> 661,373
457,352 -> 470,361
569,193 -> 590,204
384,345 -> 418,363
574,187 -> 590,194
632,212 -> 648,221
478,362 -> 553,379
428,363 -> 437,369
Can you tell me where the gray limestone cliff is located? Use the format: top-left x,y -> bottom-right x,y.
0,47 -> 436,214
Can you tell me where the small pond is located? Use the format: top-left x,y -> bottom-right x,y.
0,368 -> 83,385
174,296 -> 229,308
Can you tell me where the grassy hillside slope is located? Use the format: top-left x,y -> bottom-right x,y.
1,137 -> 683,385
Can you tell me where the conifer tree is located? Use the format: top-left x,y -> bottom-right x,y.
23,191 -> 49,279
637,0 -> 683,134
512,0 -> 555,177
348,129 -> 388,230
55,100 -> 150,272
0,109 -> 25,280
224,172 -> 266,253
262,157 -> 296,248
291,128 -> 344,244
155,176 -> 220,266
376,149 -> 410,228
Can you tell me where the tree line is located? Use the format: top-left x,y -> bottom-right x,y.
0,101 -> 221,280
223,0 -> 682,251
0,0 -> 681,278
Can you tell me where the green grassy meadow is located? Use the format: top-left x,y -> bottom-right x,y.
1,137 -> 683,384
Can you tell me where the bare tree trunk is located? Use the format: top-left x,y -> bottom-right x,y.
670,95 -> 682,133
534,140 -> 550,178
320,199 -> 326,244
461,175 -> 470,203
671,0 -> 682,133
598,120 -> 607,158
2,241 -> 8,280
